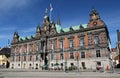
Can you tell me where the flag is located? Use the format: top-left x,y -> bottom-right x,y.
50,3 -> 53,12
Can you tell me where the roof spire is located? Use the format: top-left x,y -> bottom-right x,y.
57,16 -> 61,26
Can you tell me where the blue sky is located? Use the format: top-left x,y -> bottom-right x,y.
0,0 -> 120,48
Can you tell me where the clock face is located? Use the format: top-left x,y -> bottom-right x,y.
93,22 -> 97,25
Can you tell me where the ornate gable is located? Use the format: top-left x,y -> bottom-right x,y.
88,9 -> 105,27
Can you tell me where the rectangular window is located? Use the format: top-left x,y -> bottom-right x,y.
36,45 -> 39,51
60,40 -> 64,49
41,41 -> 45,50
13,56 -> 15,61
88,35 -> 92,45
96,50 -> 101,57
30,55 -> 32,61
51,41 -> 55,50
30,44 -> 32,52
24,45 -> 27,52
70,51 -> 74,59
80,37 -> 84,46
51,53 -> 54,60
94,35 -> 99,44
24,56 -> 26,61
81,52 -> 85,58
60,53 -> 64,60
36,55 -> 38,61
69,39 -> 74,48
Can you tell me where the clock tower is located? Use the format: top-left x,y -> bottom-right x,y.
88,9 -> 105,27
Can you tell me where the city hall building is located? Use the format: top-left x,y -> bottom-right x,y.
10,9 -> 111,70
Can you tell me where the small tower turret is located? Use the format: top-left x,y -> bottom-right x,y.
90,9 -> 100,21
12,31 -> 19,43
88,9 -> 105,27
36,25 -> 41,39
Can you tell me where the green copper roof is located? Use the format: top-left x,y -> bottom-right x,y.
55,24 -> 61,33
27,36 -> 31,39
55,24 -> 88,33
19,35 -> 35,41
63,28 -> 70,32
19,37 -> 25,41
82,24 -> 88,28
72,25 -> 80,30
31,35 -> 35,38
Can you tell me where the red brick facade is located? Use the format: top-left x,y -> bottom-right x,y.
10,9 -> 111,70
